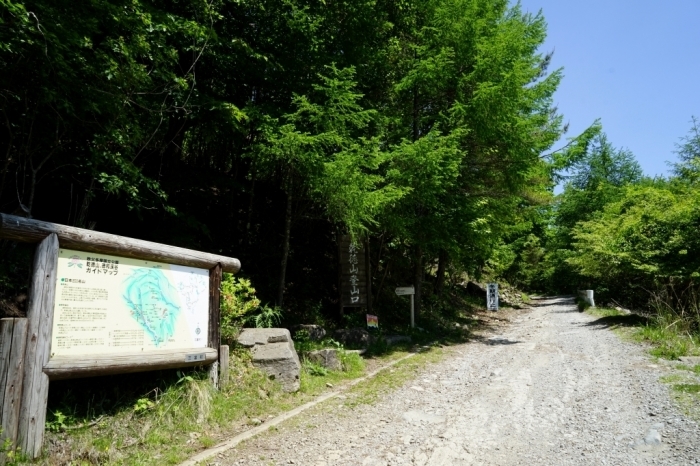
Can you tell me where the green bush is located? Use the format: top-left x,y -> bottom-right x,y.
220,274 -> 261,344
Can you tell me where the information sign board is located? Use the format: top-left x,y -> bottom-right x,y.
395,286 -> 415,296
51,249 -> 209,358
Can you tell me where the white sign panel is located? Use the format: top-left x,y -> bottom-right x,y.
395,286 -> 415,296
487,283 -> 499,311
51,249 -> 209,358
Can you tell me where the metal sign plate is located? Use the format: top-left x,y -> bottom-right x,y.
395,286 -> 415,296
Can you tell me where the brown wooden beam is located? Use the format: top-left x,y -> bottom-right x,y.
0,318 -> 28,460
0,213 -> 241,273
208,264 -> 223,388
43,348 -> 218,380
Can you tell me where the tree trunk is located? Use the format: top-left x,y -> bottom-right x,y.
435,249 -> 448,295
374,259 -> 390,307
26,167 -> 37,218
338,235 -> 344,319
245,175 -> 256,245
0,111 -> 13,203
365,239 -> 372,315
413,245 -> 423,317
75,179 -> 95,229
277,180 -> 293,307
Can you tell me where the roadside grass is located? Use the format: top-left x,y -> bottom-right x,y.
28,348 -> 370,466
584,307 -> 700,360
27,337 -> 458,465
660,372 -> 700,421
345,344 -> 447,408
586,308 -> 700,420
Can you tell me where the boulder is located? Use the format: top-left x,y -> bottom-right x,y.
307,349 -> 342,371
334,328 -> 375,348
292,324 -> 327,341
236,328 -> 301,392
465,281 -> 487,298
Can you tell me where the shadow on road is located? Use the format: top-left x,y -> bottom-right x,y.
583,314 -> 649,329
469,334 -> 523,346
530,296 -> 575,308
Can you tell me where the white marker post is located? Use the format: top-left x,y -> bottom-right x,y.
395,286 -> 416,327
487,283 -> 499,311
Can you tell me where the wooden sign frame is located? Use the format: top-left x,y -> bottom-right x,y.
0,213 -> 240,458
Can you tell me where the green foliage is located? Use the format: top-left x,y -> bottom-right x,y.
220,274 -> 262,343
302,360 -> 329,377
133,397 -> 155,415
46,410 -> 70,433
673,116 -> 700,182
672,384 -> 700,394
0,428 -> 25,464
0,0 -> 582,334
247,305 -> 283,329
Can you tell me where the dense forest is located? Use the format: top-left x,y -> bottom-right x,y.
1,0 -> 698,333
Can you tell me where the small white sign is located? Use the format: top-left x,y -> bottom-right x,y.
395,286 -> 415,296
185,353 -> 207,362
487,283 -> 499,311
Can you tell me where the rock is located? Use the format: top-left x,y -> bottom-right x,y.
334,328 -> 376,347
237,328 -> 291,347
384,335 -> 411,345
465,281 -> 487,298
236,328 -> 301,392
292,324 -> 327,341
644,428 -> 662,445
307,348 -> 342,371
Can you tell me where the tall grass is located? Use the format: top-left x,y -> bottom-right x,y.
634,283 -> 700,359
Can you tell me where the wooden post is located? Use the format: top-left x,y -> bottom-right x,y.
338,234 -> 344,319
19,233 -> 59,458
0,318 -> 28,460
208,264 -> 222,389
219,345 -> 229,388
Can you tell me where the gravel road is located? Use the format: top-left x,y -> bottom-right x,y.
215,296 -> 700,465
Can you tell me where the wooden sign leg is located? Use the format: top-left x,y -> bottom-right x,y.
18,233 -> 59,458
219,345 -> 229,388
208,264 -> 222,389
0,318 -> 28,461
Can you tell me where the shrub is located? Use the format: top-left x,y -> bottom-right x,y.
220,274 -> 261,344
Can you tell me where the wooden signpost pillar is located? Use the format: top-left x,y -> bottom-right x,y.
0,317 -> 28,461
19,233 -> 59,458
208,264 -> 222,389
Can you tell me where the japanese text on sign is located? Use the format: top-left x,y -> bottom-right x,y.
51,249 -> 210,358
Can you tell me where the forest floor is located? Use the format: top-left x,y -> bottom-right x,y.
198,296 -> 700,466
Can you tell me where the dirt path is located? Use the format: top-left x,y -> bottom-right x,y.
213,297 -> 700,465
